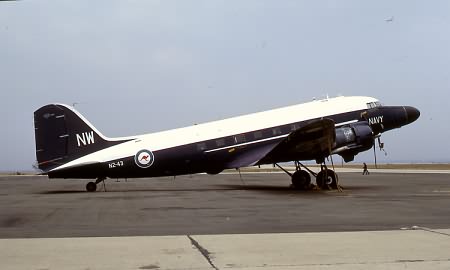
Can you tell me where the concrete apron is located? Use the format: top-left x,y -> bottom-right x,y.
1,229 -> 450,270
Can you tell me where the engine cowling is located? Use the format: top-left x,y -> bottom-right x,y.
334,122 -> 374,162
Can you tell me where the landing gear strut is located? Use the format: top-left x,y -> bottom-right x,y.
275,161 -> 311,190
86,177 -> 107,192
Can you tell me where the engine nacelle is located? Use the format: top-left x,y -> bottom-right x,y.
334,122 -> 374,162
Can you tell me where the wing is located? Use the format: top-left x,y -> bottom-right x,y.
258,118 -> 335,164
204,139 -> 280,171
211,118 -> 336,170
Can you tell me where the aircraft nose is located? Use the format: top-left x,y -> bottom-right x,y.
404,106 -> 420,124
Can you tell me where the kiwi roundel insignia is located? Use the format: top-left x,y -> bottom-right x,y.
134,149 -> 155,168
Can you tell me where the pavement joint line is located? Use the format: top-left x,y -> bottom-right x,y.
187,235 -> 219,270
408,226 -> 450,237
258,258 -> 450,268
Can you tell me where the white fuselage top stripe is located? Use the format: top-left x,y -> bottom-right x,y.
51,96 -> 378,172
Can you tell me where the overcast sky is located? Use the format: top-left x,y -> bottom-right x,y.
1,1 -> 449,171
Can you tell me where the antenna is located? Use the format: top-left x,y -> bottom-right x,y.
72,102 -> 86,108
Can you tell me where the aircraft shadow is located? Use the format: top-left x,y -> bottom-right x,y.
213,184 -> 338,195
215,184 -> 386,194
36,184 -> 382,195
37,187 -> 255,195
39,190 -> 88,194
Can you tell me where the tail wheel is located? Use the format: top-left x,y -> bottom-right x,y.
86,182 -> 97,192
291,170 -> 311,190
316,169 -> 337,190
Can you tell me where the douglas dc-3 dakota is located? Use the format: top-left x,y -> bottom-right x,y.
34,96 -> 420,192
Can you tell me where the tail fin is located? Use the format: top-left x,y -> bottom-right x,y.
34,104 -> 128,172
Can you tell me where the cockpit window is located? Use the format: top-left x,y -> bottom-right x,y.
366,101 -> 382,109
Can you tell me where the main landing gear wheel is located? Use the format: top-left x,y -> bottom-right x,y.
291,170 -> 311,190
86,181 -> 97,192
86,177 -> 106,192
316,169 -> 338,190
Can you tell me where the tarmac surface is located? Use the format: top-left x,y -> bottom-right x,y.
2,229 -> 450,270
1,171 -> 450,270
1,171 -> 450,238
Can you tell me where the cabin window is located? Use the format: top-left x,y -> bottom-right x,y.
234,134 -> 246,144
197,142 -> 207,151
272,127 -> 282,136
291,123 -> 300,131
366,102 -> 382,109
254,130 -> 263,139
216,138 -> 225,147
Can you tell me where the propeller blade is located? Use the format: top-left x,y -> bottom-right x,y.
373,139 -> 378,169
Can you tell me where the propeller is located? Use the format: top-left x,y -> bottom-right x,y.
379,137 -> 387,156
373,140 -> 378,169
373,136 -> 387,169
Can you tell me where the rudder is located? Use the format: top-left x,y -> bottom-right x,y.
34,104 -> 127,172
